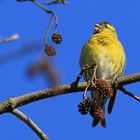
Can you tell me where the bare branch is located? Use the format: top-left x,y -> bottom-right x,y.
17,0 -> 59,56
31,0 -> 58,31
11,109 -> 48,140
0,72 -> 140,114
118,87 -> 140,102
17,0 -> 58,27
0,34 -> 19,44
43,0 -> 67,5
114,72 -> 140,87
28,57 -> 60,87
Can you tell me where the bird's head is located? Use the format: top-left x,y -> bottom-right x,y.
94,21 -> 116,34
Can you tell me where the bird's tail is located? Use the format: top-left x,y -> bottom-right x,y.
91,90 -> 107,128
92,110 -> 106,128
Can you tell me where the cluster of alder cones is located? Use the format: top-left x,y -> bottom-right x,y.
45,33 -> 62,56
78,79 -> 113,127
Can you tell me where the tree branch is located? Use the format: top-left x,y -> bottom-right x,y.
118,87 -> 140,102
0,72 -> 140,115
43,0 -> 67,5
0,34 -> 19,44
32,0 -> 58,28
11,109 -> 48,140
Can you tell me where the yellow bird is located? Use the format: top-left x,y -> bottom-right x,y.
80,21 -> 126,127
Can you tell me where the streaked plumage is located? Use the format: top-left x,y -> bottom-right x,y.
80,21 -> 126,127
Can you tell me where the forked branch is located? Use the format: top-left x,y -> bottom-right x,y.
0,72 -> 140,115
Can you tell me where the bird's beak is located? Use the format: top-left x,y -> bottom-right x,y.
94,24 -> 102,33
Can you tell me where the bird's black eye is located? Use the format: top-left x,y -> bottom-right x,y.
104,24 -> 108,28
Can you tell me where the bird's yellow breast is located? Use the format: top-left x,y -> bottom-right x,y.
80,29 -> 126,80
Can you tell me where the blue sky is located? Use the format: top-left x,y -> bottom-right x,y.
0,0 -> 140,139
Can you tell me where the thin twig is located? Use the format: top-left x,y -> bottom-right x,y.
31,0 -> 58,29
17,0 -> 58,50
31,0 -> 58,46
17,0 -> 58,28
0,72 -> 140,115
76,64 -> 95,83
118,87 -> 140,102
43,1 -> 59,5
11,109 -> 48,140
43,0 -> 67,5
44,15 -> 54,46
